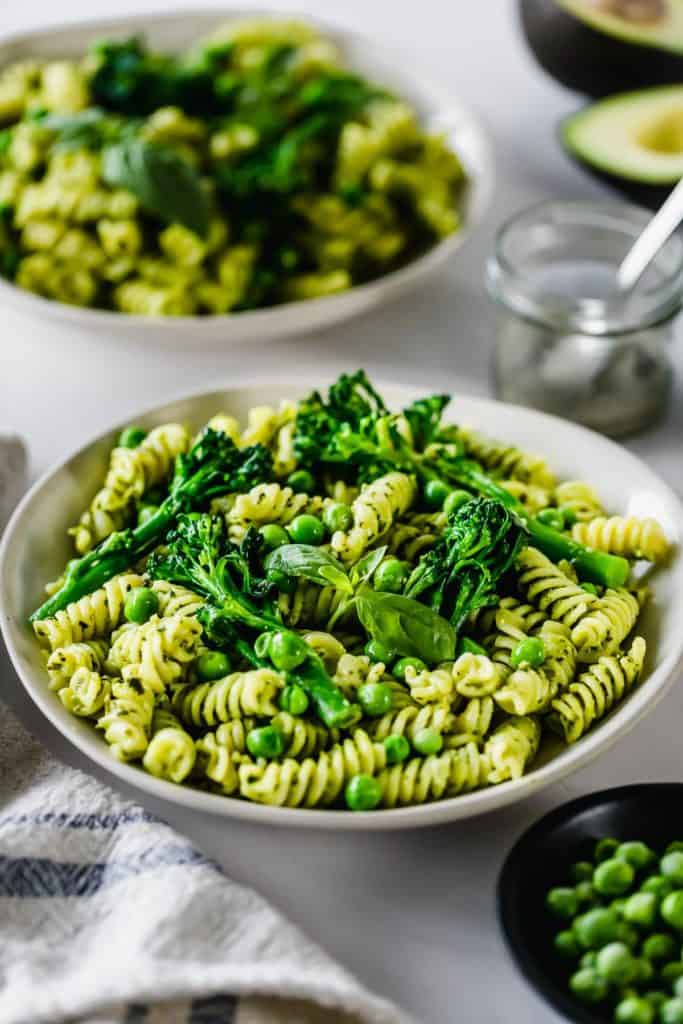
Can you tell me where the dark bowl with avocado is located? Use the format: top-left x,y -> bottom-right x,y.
498,785 -> 683,1024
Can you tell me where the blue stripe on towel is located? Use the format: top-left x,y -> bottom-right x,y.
0,844 -> 219,898
189,995 -> 238,1023
0,810 -> 155,831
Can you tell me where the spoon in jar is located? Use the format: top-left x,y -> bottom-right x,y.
617,176 -> 683,292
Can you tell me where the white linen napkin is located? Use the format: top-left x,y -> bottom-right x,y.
0,436 -> 412,1024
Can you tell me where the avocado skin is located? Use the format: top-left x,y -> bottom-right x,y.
519,0 -> 683,97
559,125 -> 672,208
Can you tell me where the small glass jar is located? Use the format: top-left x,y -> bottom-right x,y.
486,200 -> 683,437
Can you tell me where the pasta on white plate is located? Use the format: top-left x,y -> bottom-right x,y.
29,372 -> 670,811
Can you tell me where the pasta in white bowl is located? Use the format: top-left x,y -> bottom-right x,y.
1,377 -> 681,829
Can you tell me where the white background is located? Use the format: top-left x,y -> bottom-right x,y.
2,3 -> 683,1022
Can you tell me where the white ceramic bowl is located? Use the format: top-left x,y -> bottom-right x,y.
2,379 -> 682,829
0,10 -> 493,346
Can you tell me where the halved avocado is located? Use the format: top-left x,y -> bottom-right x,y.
561,86 -> 683,206
520,0 -> 683,97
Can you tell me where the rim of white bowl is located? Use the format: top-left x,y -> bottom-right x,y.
2,376 -> 682,829
0,9 -> 494,337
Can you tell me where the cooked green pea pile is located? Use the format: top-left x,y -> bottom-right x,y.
546,838 -> 683,1023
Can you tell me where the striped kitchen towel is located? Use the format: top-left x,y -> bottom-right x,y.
0,701 -> 411,1024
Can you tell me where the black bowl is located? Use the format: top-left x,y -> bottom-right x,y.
497,784 -> 683,1024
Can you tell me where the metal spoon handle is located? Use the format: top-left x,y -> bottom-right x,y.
617,177 -> 683,292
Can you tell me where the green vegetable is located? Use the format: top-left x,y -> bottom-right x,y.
118,425 -> 147,448
412,727 -> 443,756
364,639 -> 394,665
661,999 -> 683,1024
575,881 -> 596,905
373,558 -> 410,594
124,586 -> 159,624
574,907 -> 620,949
596,941 -> 637,984
662,963 -> 683,985
196,650 -> 231,681
582,582 -> 599,595
294,371 -> 629,587
145,514 -> 358,729
456,636 -> 488,658
356,587 -> 456,665
357,682 -> 394,717
666,843 -> 683,855
536,507 -> 565,530
287,514 -> 326,546
32,431 -> 272,620
642,933 -> 677,962
393,656 -> 426,682
546,887 -> 580,920
423,479 -> 451,509
661,891 -> 683,930
266,568 -> 297,594
617,841 -> 656,871
246,725 -> 285,759
623,892 -> 657,928
102,138 -> 210,238
614,996 -> 655,1024
383,735 -> 410,764
137,504 -> 158,526
264,544 -> 352,593
641,875 -> 673,898
595,838 -> 621,862
279,684 -> 309,716
286,469 -> 315,493
259,524 -> 290,551
569,967 -> 609,1003
571,861 -> 595,883
510,637 -> 546,669
345,773 -> 382,811
594,858 -> 635,896
443,489 -> 472,517
661,852 -> 683,886
323,502 -> 353,533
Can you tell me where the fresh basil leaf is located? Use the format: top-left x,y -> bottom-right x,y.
356,586 -> 456,665
264,544 -> 353,594
349,545 -> 387,587
102,139 -> 210,237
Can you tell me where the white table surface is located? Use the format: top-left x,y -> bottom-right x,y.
2,3 -> 683,1022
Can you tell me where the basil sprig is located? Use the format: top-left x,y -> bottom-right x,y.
356,586 -> 456,665
264,544 -> 353,594
102,138 -> 210,238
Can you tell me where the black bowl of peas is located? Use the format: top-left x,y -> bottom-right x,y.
497,785 -> 683,1024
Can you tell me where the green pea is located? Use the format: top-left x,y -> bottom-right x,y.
575,881 -> 597,905
118,425 -> 146,448
569,967 -> 609,1003
246,726 -> 285,759
259,523 -> 290,551
574,908 -> 620,950
266,568 -> 297,594
357,682 -> 394,717
393,656 -> 426,682
616,841 -> 657,871
137,504 -> 158,526
510,636 -> 546,669
555,929 -> 581,959
594,858 -> 635,896
581,951 -> 598,969
536,507 -> 566,530
546,887 -> 580,920
641,875 -> 673,899
560,505 -> 578,527
674,978 -> 683,1000
581,582 -> 599,595
443,489 -> 472,517
661,998 -> 683,1024
642,934 -> 677,963
595,838 -> 621,862
287,514 -> 325,545
614,996 -> 655,1024
286,469 -> 315,494
124,586 -> 159,624
384,735 -> 410,764
623,892 -> 658,928
423,479 -> 451,509
661,964 -> 683,985
254,632 -> 272,659
571,861 -> 595,883
596,942 -> 637,985
412,727 -> 443,756
279,684 -> 309,716
666,843 -> 683,855
644,992 -> 668,1012
345,773 -> 382,811
196,650 -> 231,682
662,892 -> 683,930
323,502 -> 353,534
661,853 -> 683,887
617,922 -> 640,949
269,631 -> 308,672
364,640 -> 393,665
373,558 -> 410,594
634,958 -> 655,985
